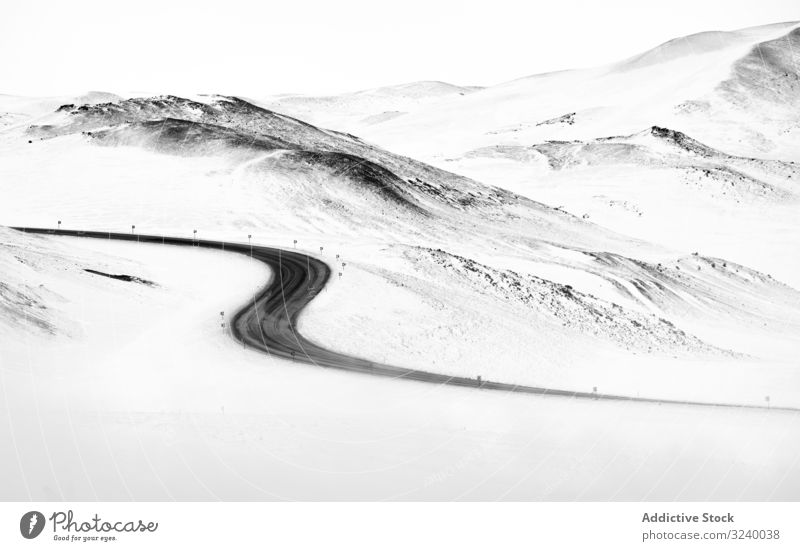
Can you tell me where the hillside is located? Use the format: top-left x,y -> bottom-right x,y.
254,80 -> 482,135
357,22 -> 800,160
317,22 -> 800,289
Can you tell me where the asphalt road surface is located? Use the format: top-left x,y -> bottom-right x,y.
11,227 -> 792,412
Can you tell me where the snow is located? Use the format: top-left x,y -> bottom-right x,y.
357,22 -> 800,161
251,81 -> 482,136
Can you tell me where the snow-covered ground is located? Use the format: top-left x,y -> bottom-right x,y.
1,21 -> 799,500
358,23 -> 800,161
2,234 -> 798,500
254,81 -> 482,135
449,130 -> 800,289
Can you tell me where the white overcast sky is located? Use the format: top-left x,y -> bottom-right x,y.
1,0 -> 797,97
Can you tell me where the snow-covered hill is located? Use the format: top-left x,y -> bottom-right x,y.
315,22 -> 799,291
467,126 -> 798,202
253,81 -> 482,135
450,122 -> 800,287
359,22 -> 800,160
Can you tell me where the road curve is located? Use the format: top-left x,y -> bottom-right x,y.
11,227 -> 794,412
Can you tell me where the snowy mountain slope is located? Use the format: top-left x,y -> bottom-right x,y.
707,26 -> 800,121
0,228 -> 69,335
356,22 -> 800,160
466,126 -> 799,202
301,242 -> 800,404
449,120 -> 800,289
30,94 -> 533,211
406,22 -> 800,286
612,22 -> 798,71
253,81 -> 482,135
11,94 -> 644,251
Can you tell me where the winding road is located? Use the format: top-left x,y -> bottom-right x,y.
11,227 -> 793,412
